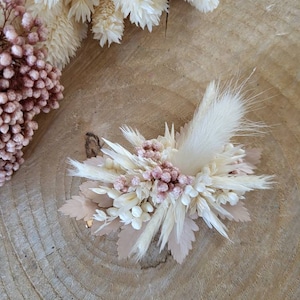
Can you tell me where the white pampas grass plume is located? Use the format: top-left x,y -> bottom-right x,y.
92,0 -> 124,47
185,0 -> 219,13
172,81 -> 259,175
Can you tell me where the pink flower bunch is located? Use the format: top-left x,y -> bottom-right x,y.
142,161 -> 193,202
136,139 -> 163,160
0,0 -> 64,186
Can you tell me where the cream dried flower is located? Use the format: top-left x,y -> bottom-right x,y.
92,0 -> 124,47
26,0 -> 87,69
60,81 -> 274,264
66,0 -> 100,22
113,0 -> 169,31
185,0 -> 219,13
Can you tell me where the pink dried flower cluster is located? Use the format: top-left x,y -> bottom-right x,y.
136,139 -> 163,160
136,139 -> 193,201
143,161 -> 193,201
0,0 -> 64,186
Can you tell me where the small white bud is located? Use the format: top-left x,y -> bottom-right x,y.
132,218 -> 142,230
105,157 -> 113,169
185,185 -> 198,197
107,207 -> 118,217
228,192 -> 239,205
181,194 -> 191,206
131,206 -> 143,218
141,212 -> 151,222
141,202 -> 154,212
119,210 -> 132,223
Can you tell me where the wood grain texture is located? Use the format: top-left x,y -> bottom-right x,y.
1,0 -> 299,299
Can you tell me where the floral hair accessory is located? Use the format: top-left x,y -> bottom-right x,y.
59,81 -> 274,264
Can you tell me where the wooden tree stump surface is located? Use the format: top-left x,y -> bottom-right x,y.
1,1 -> 299,299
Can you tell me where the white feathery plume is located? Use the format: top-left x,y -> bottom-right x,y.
176,80 -> 217,148
172,82 -> 247,175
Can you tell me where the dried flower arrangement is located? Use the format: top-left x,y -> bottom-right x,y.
0,0 -> 64,186
25,0 -> 220,69
59,81 -> 274,264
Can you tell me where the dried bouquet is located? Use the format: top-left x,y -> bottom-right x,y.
0,0 -> 64,186
59,81 -> 274,264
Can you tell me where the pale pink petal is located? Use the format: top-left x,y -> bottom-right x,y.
117,224 -> 146,259
59,193 -> 98,221
220,201 -> 251,222
168,216 -> 199,264
245,148 -> 261,166
235,163 -> 255,175
80,180 -> 113,207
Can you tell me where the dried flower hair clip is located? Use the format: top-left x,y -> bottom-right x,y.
59,81 -> 274,264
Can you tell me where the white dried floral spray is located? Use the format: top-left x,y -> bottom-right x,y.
92,0 -> 124,47
113,0 -> 169,31
59,81 -> 274,264
66,0 -> 100,22
26,0 -> 88,69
